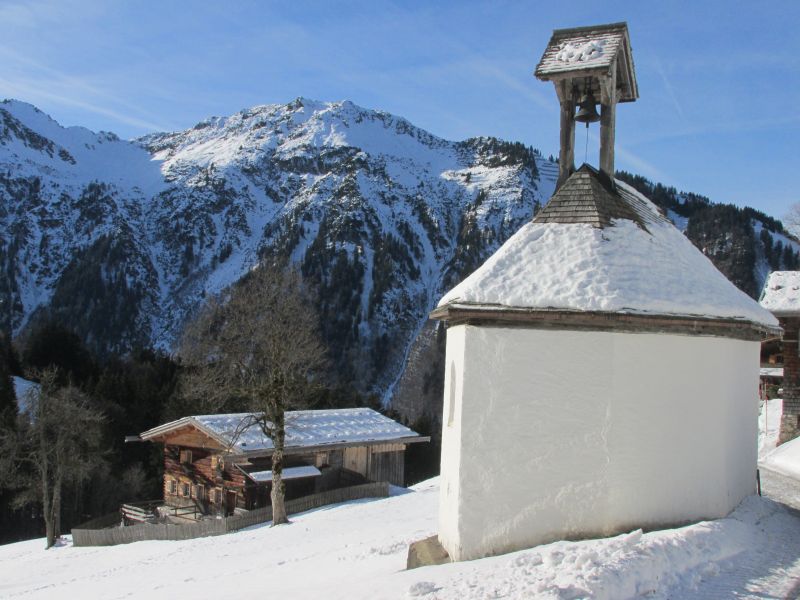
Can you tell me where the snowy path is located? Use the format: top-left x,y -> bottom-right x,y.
679,494 -> 800,598
761,467 -> 800,512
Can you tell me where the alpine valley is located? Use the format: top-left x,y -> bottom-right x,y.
1,97 -> 797,422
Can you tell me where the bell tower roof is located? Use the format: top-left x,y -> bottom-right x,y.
535,22 -> 638,186
533,163 -> 651,230
535,22 -> 638,103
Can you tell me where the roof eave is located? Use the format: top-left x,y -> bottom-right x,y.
139,416 -> 241,452
139,416 -> 193,440
430,303 -> 781,341
549,21 -> 629,38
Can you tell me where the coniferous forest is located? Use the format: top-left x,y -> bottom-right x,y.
0,320 -> 443,545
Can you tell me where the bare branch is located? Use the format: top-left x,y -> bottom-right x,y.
176,263 -> 328,525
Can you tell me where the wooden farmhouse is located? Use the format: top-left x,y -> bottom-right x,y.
760,271 -> 800,443
138,408 -> 428,517
759,366 -> 783,400
430,22 -> 781,562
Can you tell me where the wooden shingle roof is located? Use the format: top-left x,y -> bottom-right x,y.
535,22 -> 638,102
534,164 -> 663,229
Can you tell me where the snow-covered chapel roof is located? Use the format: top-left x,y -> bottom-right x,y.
760,271 -> 800,316
432,165 -> 779,337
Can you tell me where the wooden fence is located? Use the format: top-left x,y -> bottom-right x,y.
72,481 -> 390,547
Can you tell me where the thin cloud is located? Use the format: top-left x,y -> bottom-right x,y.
0,77 -> 173,133
584,128 -> 669,183
614,142 -> 670,183
0,0 -> 74,28
377,1 -> 554,113
653,59 -> 686,124
0,47 -> 175,133
627,113 -> 800,147
469,57 -> 555,113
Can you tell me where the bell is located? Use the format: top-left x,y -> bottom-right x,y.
574,92 -> 600,125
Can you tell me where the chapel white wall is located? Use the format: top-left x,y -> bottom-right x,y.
438,324 -> 759,561
438,324 -> 466,555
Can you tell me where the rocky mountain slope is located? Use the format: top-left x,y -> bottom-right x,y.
1,98 -> 797,418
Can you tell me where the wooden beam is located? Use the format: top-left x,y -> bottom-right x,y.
599,61 -> 617,177
429,305 -> 780,342
557,79 -> 576,188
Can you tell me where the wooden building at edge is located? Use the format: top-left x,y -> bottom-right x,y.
138,408 -> 428,517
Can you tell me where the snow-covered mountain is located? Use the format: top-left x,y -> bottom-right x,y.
0,98 -> 552,400
1,98 -> 796,412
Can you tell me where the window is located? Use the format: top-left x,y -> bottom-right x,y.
169,479 -> 177,495
182,483 -> 190,497
180,450 -> 192,464
213,455 -> 226,474
194,485 -> 205,501
213,488 -> 222,504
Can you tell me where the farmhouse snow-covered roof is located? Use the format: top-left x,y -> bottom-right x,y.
760,271 -> 800,316
140,407 -> 425,454
432,165 -> 779,335
535,22 -> 638,103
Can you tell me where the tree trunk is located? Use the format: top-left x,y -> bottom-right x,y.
40,413 -> 55,550
270,411 -> 288,526
44,511 -> 55,549
270,456 -> 287,525
53,475 -> 62,541
43,475 -> 55,549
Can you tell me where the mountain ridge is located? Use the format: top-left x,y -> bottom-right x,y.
1,97 -> 796,415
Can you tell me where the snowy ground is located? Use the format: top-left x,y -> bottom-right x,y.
2,402 -> 800,599
759,396 -> 782,459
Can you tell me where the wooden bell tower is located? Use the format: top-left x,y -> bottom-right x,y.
535,22 -> 639,187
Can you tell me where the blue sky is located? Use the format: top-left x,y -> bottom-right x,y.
1,0 -> 798,220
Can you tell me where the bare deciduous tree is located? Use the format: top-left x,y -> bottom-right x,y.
179,264 -> 327,525
0,368 -> 104,548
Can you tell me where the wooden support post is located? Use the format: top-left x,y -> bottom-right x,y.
599,62 -> 617,177
557,79 -> 576,188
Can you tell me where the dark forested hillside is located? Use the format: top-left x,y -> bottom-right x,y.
616,171 -> 799,299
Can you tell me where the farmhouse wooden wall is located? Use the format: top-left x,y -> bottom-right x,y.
344,443 -> 406,486
163,445 -> 247,513
159,434 -> 409,515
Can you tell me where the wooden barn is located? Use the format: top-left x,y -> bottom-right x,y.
137,408 -> 428,517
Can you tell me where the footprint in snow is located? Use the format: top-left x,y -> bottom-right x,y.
408,581 -> 439,596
